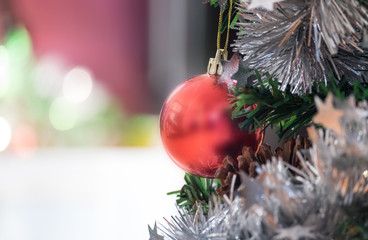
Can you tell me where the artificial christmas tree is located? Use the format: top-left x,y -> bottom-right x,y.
150,0 -> 368,239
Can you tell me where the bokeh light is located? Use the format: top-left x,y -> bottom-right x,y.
11,124 -> 39,158
0,46 -> 9,97
0,117 -> 12,151
62,67 -> 93,103
32,56 -> 65,98
49,98 -> 78,131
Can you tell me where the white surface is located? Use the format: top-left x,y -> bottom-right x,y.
0,147 -> 185,240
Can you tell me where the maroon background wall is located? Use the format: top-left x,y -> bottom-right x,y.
10,0 -> 151,113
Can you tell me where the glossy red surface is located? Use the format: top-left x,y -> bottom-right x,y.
160,74 -> 264,178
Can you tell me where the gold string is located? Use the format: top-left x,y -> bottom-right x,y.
223,0 -> 232,56
216,9 -> 223,50
216,0 -> 233,59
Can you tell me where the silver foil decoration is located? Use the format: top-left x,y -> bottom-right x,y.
150,95 -> 368,239
233,0 -> 368,94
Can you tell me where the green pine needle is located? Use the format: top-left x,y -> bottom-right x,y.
167,173 -> 220,213
233,71 -> 368,139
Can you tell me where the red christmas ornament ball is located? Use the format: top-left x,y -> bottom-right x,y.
160,74 -> 264,178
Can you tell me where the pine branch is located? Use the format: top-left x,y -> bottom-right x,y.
204,0 -> 239,33
233,71 -> 368,139
167,173 -> 220,214
334,200 -> 368,240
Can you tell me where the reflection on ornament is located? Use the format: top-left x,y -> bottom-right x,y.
160,74 -> 264,178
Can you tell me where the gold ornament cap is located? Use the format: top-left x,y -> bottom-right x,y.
207,49 -> 227,76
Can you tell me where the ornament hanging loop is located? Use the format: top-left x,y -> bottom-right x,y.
207,49 -> 227,76
208,0 -> 232,76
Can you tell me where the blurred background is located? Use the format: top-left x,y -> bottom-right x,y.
0,0 -> 222,239
0,0 -> 221,150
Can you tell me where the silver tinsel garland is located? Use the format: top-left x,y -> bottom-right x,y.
150,95 -> 368,239
232,0 -> 368,94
